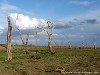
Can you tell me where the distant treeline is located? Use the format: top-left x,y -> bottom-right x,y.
0,44 -> 6,46
0,44 -> 100,49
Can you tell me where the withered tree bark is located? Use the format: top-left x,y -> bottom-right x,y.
45,21 -> 55,54
82,41 -> 87,48
68,42 -> 71,49
93,39 -> 96,49
37,21 -> 55,54
82,41 -> 85,48
7,16 -> 12,61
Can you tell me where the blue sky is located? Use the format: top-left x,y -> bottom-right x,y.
0,0 -> 100,46
6,0 -> 99,20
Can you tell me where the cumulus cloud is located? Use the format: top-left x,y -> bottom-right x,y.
9,13 -> 80,30
9,13 -> 47,30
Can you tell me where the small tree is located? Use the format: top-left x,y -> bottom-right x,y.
7,16 -> 12,61
15,15 -> 30,53
17,27 -> 30,54
93,38 -> 96,49
68,42 -> 71,49
17,27 -> 30,46
82,41 -> 87,48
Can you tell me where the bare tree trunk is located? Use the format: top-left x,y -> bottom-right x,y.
25,33 -> 30,54
46,21 -> 55,54
17,28 -> 25,45
37,21 -> 55,54
26,33 -> 30,45
68,42 -> 71,49
48,34 -> 55,54
82,41 -> 85,48
93,41 -> 96,49
7,16 -> 12,61
93,37 -> 97,49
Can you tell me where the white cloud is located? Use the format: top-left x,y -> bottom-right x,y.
0,26 -> 4,35
52,33 -> 58,36
29,35 -> 35,38
0,26 -> 4,30
80,27 -> 84,31
38,30 -> 46,35
0,2 -> 33,28
0,3 -> 21,16
0,2 -> 32,14
69,1 -> 94,6
66,34 -> 84,38
9,13 -> 47,30
0,3 -> 19,12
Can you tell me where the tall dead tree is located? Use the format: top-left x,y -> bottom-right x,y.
37,21 -> 55,54
35,27 -> 38,51
45,21 -> 55,54
7,16 -> 12,61
36,21 -> 55,54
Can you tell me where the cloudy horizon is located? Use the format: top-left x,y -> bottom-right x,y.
0,0 -> 100,46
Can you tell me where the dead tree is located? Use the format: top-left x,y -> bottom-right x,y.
15,15 -> 30,53
15,15 -> 25,46
68,42 -> 72,49
37,21 -> 55,54
17,28 -> 30,46
45,21 -> 55,54
35,27 -> 39,52
26,33 -> 30,45
17,28 -> 30,53
7,16 -> 12,61
82,41 -> 87,48
17,28 -> 25,45
93,38 -> 96,49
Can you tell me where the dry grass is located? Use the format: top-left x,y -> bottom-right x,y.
0,46 -> 100,75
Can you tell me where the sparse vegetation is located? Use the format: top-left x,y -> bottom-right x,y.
0,46 -> 100,75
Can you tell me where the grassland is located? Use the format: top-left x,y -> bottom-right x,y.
0,46 -> 100,75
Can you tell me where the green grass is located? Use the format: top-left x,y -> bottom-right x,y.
0,46 -> 100,75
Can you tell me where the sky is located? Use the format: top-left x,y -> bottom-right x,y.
0,0 -> 100,46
